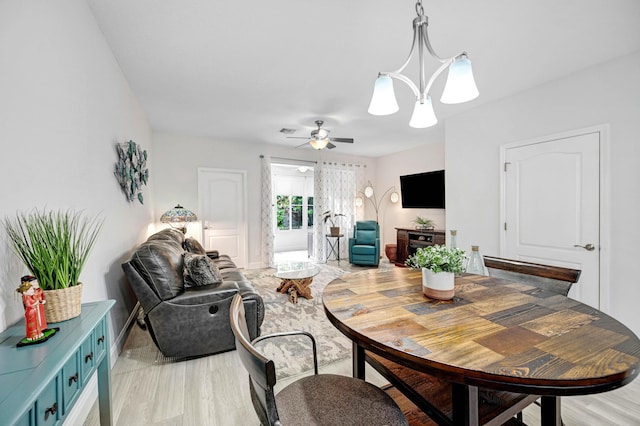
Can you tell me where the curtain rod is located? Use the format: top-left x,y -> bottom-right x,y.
321,161 -> 367,168
260,155 -> 317,165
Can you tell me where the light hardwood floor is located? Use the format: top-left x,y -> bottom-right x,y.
85,258 -> 640,425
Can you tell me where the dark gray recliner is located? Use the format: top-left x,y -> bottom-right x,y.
122,228 -> 264,358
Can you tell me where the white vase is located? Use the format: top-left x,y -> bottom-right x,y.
422,268 -> 455,300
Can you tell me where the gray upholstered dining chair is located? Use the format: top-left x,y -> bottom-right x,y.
483,256 -> 581,296
229,294 -> 408,426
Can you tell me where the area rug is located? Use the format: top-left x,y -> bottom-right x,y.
243,263 -> 353,379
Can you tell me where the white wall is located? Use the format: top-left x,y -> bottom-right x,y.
445,51 -> 640,337
152,131 -> 375,268
374,128 -> 446,251
0,1 -> 153,341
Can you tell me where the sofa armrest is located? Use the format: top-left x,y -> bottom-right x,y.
170,282 -> 239,305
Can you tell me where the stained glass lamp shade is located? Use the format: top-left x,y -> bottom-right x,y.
160,204 -> 198,233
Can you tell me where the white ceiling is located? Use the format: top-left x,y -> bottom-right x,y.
87,0 -> 640,158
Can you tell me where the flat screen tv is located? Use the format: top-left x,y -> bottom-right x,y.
400,170 -> 445,209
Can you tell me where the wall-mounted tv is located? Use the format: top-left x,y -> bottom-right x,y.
400,170 -> 445,209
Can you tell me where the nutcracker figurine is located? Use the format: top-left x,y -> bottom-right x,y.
15,276 -> 58,347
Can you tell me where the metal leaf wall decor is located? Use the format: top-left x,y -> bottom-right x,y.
114,140 -> 149,204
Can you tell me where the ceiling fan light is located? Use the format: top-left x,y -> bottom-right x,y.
368,75 -> 399,116
309,138 -> 329,150
409,97 -> 438,128
440,56 -> 479,104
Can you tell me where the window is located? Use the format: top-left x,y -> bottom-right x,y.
276,194 -> 313,231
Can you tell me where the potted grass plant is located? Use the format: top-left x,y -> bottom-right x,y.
3,209 -> 103,322
405,244 -> 466,300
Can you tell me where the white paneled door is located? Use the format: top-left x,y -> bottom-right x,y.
198,168 -> 248,268
503,131 -> 601,308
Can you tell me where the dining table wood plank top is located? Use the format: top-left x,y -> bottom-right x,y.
323,268 -> 640,425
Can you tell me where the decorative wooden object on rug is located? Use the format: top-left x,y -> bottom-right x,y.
276,276 -> 313,304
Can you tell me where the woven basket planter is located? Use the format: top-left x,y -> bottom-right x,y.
43,283 -> 83,323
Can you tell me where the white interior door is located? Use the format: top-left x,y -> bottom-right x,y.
503,131 -> 600,308
198,168 -> 248,268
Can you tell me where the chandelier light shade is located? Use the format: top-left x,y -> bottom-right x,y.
409,97 -> 438,128
440,55 -> 479,104
160,204 -> 198,233
368,75 -> 399,115
369,0 -> 478,128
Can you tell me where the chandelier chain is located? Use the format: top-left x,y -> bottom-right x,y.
415,1 -> 424,17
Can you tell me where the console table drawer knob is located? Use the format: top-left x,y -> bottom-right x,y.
85,352 -> 94,363
97,335 -> 105,344
45,402 -> 57,420
68,373 -> 79,386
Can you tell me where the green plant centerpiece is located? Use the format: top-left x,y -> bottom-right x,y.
321,211 -> 345,236
413,215 -> 435,230
405,245 -> 466,300
3,209 -> 104,322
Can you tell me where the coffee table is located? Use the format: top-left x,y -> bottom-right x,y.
274,261 -> 320,304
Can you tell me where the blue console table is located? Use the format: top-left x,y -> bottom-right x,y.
0,301 -> 115,425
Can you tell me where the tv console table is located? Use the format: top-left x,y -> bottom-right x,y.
0,300 -> 115,426
395,227 -> 446,266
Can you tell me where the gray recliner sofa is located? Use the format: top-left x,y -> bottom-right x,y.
122,228 -> 264,358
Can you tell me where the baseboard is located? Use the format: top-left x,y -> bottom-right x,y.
111,301 -> 141,367
247,261 -> 264,269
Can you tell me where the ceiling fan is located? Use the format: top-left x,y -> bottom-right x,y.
287,120 -> 354,150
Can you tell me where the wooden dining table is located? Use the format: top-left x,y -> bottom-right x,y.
323,268 -> 640,425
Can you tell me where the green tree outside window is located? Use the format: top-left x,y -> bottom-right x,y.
307,196 -> 314,228
276,195 -> 290,230
291,196 -> 303,229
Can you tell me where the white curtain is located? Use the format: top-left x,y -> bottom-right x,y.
313,161 -> 365,262
260,155 -> 274,267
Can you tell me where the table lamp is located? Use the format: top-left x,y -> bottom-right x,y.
160,204 -> 198,234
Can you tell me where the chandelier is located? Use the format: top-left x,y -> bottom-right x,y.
368,0 -> 479,128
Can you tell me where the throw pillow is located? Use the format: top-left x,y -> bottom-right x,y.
183,237 -> 207,255
183,252 -> 222,288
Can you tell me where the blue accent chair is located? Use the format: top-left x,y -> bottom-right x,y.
349,221 -> 380,266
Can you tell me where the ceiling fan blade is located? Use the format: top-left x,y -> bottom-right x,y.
329,137 -> 354,143
295,142 -> 310,149
287,136 -> 311,139
326,142 -> 337,149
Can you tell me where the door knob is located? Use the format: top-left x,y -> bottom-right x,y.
574,243 -> 595,251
